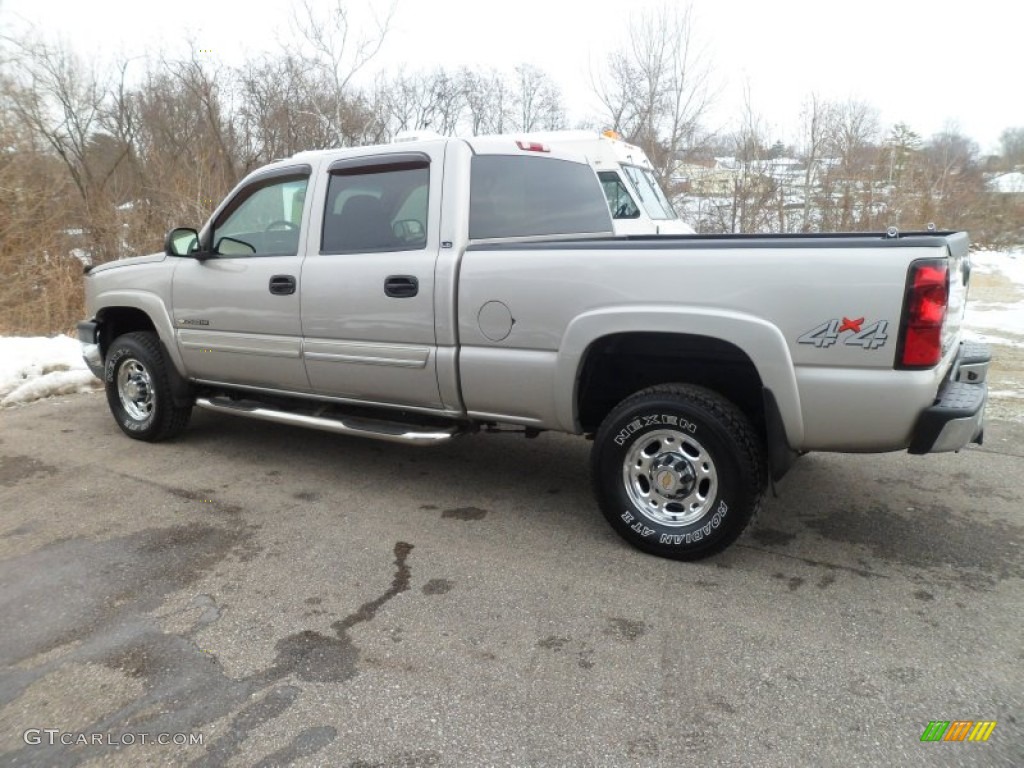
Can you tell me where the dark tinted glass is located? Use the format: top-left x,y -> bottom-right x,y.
321,164 -> 429,254
469,156 -> 612,240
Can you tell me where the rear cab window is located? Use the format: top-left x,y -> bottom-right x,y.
469,155 -> 613,240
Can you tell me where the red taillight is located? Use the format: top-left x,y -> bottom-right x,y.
897,260 -> 949,368
515,140 -> 550,152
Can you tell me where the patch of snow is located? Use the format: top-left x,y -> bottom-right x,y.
70,247 -> 93,266
989,389 -> 1024,399
962,330 -> 1024,349
963,303 -> 1024,341
987,172 -> 1024,195
970,248 -> 1024,288
964,249 -> 1024,345
0,335 -> 102,408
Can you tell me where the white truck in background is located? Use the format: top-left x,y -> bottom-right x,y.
514,130 -> 695,235
396,129 -> 695,235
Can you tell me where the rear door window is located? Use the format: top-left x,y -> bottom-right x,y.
321,160 -> 429,254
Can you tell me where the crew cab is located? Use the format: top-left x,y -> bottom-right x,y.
78,135 -> 989,560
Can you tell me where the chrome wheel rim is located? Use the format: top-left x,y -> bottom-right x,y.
117,358 -> 155,421
622,429 -> 718,527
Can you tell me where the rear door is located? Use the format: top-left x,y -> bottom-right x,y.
299,145 -> 445,409
171,165 -> 313,391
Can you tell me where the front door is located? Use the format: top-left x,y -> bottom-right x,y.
172,166 -> 312,391
300,146 -> 444,409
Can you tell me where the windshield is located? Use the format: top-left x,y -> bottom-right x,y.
621,164 -> 677,220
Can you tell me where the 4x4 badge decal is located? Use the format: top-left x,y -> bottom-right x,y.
798,318 -> 888,349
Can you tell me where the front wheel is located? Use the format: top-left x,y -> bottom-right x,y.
104,332 -> 192,441
591,384 -> 767,560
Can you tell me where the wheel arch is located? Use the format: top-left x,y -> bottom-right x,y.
94,292 -> 185,376
557,307 -> 805,451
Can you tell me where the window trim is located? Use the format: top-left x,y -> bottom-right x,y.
327,152 -> 431,176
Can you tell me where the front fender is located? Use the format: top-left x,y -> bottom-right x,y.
94,290 -> 186,377
555,306 -> 805,446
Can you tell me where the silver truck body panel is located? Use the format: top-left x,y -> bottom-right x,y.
171,255 -> 309,391
83,260 -> 185,373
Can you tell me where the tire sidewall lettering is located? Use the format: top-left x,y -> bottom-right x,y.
656,501 -> 729,545
106,342 -> 156,432
613,413 -> 697,447
105,347 -> 131,384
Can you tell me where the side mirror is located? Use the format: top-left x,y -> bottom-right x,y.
165,227 -> 199,257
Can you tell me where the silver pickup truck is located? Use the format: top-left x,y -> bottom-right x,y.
78,135 -> 989,560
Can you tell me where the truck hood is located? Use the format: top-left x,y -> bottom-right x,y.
87,251 -> 167,274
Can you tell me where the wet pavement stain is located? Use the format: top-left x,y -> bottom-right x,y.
537,635 -> 569,651
441,507 -> 488,520
772,572 -> 805,591
191,685 -> 303,767
606,618 -> 648,642
0,454 -> 57,487
422,578 -> 453,595
817,573 -> 837,589
264,542 -> 414,684
0,521 -> 273,765
0,479 -> 344,767
803,502 -> 1024,584
750,527 -> 796,547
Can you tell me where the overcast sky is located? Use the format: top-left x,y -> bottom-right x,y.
3,0 -> 1021,152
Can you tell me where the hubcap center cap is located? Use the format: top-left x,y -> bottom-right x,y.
649,454 -> 696,499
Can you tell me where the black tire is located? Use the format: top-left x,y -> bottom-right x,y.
104,331 -> 192,441
591,384 -> 767,560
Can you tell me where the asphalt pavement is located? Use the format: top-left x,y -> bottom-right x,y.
1,392 -> 1021,767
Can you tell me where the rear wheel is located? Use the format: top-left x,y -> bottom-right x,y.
591,383 -> 767,560
104,332 -> 192,441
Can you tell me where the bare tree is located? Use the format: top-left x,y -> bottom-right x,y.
510,64 -> 564,132
998,126 -> 1024,169
291,0 -> 397,145
593,2 -> 712,186
379,68 -> 464,136
796,93 -> 836,231
462,68 -> 511,135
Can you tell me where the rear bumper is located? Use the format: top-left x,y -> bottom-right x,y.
908,341 -> 989,454
77,320 -> 105,379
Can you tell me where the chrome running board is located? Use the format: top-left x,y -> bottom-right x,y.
195,397 -> 462,445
